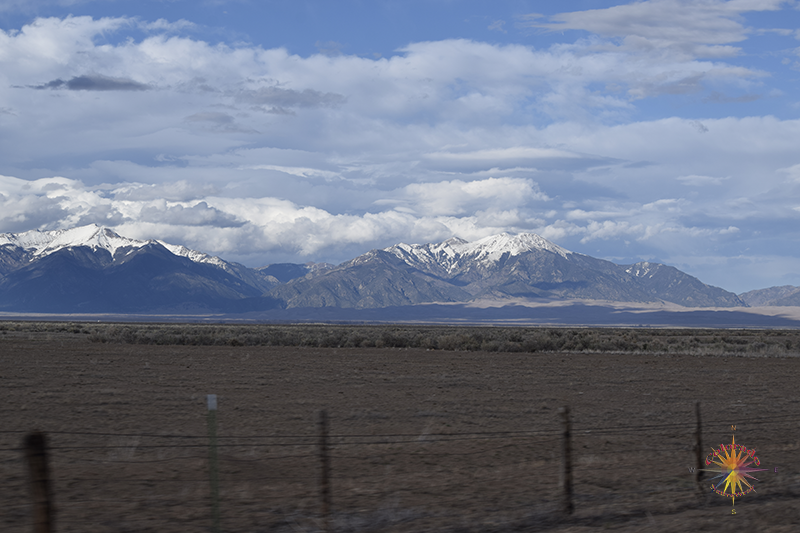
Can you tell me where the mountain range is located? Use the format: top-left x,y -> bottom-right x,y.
0,223 -> 791,318
269,233 -> 743,309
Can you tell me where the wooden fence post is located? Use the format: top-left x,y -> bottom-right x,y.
207,394 -> 221,533
559,406 -> 574,516
693,401 -> 703,494
24,431 -> 54,533
318,409 -> 331,532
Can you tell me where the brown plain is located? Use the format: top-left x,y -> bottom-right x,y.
2,325 -> 799,532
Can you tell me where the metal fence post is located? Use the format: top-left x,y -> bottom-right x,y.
559,406 -> 574,516
24,431 -> 54,533
693,401 -> 703,495
207,394 -> 221,533
319,409 -> 331,532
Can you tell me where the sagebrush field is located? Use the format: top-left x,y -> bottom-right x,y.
2,322 -> 799,532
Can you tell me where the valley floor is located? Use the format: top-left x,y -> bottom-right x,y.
2,329 -> 799,532
4,301 -> 800,328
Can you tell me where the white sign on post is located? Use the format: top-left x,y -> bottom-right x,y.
205,393 -> 220,532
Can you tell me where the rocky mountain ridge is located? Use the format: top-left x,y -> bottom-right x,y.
0,224 -> 757,314
270,234 -> 744,309
739,285 -> 800,307
0,225 -> 280,312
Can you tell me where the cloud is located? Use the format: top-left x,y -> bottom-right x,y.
185,112 -> 235,125
778,163 -> 800,182
2,16 -> 130,67
0,0 -> 94,13
0,174 -> 549,260
315,40 -> 345,57
235,86 -> 346,108
533,0 -> 788,56
514,0 -> 777,103
34,74 -> 150,91
140,18 -> 195,33
139,201 -> 244,227
0,175 -> 101,233
421,147 -> 596,172
677,174 -> 728,186
0,177 -> 70,233
488,20 -> 506,33
0,12 -> 771,165
703,91 -> 761,103
425,147 -> 579,162
113,180 -> 219,202
256,106 -> 295,115
398,177 -> 550,216
241,164 -> 343,181
184,112 -> 258,134
580,220 -> 645,243
1,10 -> 799,291
0,168 -> 734,263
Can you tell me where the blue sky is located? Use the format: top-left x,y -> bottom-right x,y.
1,0 -> 800,293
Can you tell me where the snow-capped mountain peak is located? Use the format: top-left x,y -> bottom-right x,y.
0,224 -> 148,257
386,232 -> 571,275
0,224 -> 229,269
459,232 -> 571,261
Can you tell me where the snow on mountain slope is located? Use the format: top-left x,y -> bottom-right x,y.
0,224 -> 147,257
387,232 -> 571,274
462,233 -> 571,260
625,262 -> 658,279
0,224 -> 228,269
157,242 -> 229,270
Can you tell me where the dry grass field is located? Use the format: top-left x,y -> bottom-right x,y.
2,323 -> 799,532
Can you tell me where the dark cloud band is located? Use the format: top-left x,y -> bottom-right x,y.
236,86 -> 346,108
34,75 -> 150,91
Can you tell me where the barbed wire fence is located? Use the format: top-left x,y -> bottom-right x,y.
4,406 -> 800,533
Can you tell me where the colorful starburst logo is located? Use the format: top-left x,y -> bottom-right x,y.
699,428 -> 768,514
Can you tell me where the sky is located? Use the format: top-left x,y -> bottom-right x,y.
1,0 -> 800,293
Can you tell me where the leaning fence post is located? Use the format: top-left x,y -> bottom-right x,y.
318,409 -> 331,532
207,394 -> 221,533
559,406 -> 574,516
693,401 -> 703,494
24,431 -> 54,533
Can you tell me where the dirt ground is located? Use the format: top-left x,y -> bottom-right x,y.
1,328 -> 799,532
